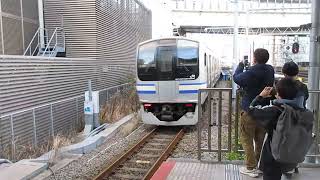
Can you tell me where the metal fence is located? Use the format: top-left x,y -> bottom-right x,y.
0,83 -> 130,160
198,88 -> 320,163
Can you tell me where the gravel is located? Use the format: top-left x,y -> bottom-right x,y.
171,81 -> 232,161
45,123 -> 156,180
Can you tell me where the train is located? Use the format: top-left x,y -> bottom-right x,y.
136,37 -> 221,126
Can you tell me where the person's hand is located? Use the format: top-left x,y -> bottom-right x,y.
238,61 -> 245,68
259,87 -> 273,98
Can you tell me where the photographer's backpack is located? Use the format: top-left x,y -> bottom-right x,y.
271,104 -> 314,164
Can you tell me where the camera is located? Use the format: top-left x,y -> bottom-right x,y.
270,87 -> 277,97
243,55 -> 249,70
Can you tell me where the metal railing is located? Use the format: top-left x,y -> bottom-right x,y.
23,27 -> 65,57
197,88 -> 233,161
0,83 -> 130,161
198,88 -> 320,163
172,0 -> 311,12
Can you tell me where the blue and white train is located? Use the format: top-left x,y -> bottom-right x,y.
136,37 -> 221,126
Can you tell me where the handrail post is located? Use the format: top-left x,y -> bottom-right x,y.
235,90 -> 240,152
218,91 -> 222,162
197,90 -> 202,160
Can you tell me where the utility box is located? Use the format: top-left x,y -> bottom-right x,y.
85,91 -> 100,128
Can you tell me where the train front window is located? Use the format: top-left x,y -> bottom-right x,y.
137,39 -> 199,81
176,40 -> 199,79
157,46 -> 175,80
137,42 -> 157,81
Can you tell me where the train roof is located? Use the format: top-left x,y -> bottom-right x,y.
138,37 -> 199,46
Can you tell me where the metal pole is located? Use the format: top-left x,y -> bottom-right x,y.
235,90 -> 240,152
32,109 -> 37,146
233,0 -> 239,63
88,80 -> 92,101
197,90 -> 202,160
218,91 -> 222,162
306,0 -> 320,163
38,0 -> 45,49
208,91 -> 212,151
228,90 -> 232,152
232,0 -> 239,98
50,104 -> 54,137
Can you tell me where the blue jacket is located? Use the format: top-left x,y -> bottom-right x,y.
233,63 -> 275,111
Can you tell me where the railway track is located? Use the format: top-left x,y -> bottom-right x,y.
93,127 -> 184,180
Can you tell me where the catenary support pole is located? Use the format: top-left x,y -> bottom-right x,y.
306,0 -> 320,164
232,0 -> 239,98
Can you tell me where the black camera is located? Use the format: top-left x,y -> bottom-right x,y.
243,55 -> 249,70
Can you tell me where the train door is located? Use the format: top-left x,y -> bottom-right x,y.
156,45 -> 177,102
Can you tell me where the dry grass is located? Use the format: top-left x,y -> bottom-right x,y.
100,86 -> 140,124
0,132 -> 76,163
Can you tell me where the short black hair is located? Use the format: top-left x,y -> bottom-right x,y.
282,61 -> 299,76
254,48 -> 269,64
275,78 -> 298,100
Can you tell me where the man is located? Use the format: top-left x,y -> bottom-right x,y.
248,78 -> 312,180
282,61 -> 309,108
233,48 -> 275,177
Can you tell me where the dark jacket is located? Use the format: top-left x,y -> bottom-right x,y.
296,80 -> 309,108
248,96 -> 305,173
233,63 -> 275,111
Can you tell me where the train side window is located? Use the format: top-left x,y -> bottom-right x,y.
204,53 -> 207,66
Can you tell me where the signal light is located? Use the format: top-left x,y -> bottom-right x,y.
292,42 -> 299,54
185,104 -> 193,107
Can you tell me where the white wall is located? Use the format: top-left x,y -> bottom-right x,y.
141,0 -> 174,38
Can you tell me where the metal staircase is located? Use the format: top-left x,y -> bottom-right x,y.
23,27 -> 65,57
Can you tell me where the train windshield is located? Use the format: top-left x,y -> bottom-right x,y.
137,39 -> 199,81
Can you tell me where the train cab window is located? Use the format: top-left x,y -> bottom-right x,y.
176,40 -> 199,79
137,42 -> 157,81
156,46 -> 176,80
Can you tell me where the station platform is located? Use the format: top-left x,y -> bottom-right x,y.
151,158 -> 320,180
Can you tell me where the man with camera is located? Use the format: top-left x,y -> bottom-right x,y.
233,48 -> 275,177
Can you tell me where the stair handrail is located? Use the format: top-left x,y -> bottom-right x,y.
23,27 -> 40,56
42,28 -> 58,57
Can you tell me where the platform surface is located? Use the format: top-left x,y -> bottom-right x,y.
151,159 -> 320,180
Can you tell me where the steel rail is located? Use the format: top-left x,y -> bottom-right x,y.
93,128 -> 157,180
93,127 -> 184,180
143,128 -> 184,180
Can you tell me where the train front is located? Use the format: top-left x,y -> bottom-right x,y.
136,38 -> 202,126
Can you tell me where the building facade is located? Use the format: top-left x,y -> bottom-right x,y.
0,0 -> 39,55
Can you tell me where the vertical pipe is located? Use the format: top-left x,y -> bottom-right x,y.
208,91 -> 212,151
38,0 -> 45,48
307,0 -> 320,163
197,90 -> 202,160
218,91 -> 222,162
228,90 -> 232,152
